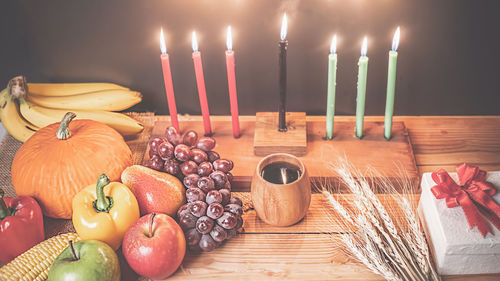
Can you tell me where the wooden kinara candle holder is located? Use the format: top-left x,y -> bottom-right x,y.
146,116 -> 418,192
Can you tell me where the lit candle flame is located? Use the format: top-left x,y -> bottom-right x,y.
392,26 -> 400,51
160,28 -> 167,54
330,35 -> 337,54
280,167 -> 288,184
361,36 -> 368,56
280,13 -> 287,41
226,26 -> 232,51
192,31 -> 199,52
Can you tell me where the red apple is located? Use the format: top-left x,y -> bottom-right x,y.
122,213 -> 186,279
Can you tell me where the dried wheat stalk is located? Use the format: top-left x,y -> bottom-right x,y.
321,160 -> 440,281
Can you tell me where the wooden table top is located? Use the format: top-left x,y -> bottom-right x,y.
149,115 -> 500,281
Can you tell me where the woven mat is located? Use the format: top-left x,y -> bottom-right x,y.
0,112 -> 155,237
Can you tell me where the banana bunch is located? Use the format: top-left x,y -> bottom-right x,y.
0,76 -> 144,142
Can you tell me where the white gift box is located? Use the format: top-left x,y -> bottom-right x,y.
418,171 -> 500,275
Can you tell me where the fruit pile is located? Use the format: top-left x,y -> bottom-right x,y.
147,126 -> 243,252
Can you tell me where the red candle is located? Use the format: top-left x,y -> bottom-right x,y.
191,31 -> 212,136
225,26 -> 240,138
159,28 -> 179,131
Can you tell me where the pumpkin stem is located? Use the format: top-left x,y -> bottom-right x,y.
7,76 -> 27,100
94,174 -> 112,212
56,112 -> 77,140
0,189 -> 11,220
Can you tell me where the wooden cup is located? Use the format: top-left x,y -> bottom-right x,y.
251,153 -> 311,226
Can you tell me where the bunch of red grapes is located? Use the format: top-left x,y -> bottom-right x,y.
147,126 -> 243,252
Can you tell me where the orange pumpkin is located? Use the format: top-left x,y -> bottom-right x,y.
11,112 -> 132,219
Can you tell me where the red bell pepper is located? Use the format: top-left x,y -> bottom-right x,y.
0,189 -> 45,264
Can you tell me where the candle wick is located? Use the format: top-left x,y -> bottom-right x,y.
280,167 -> 288,184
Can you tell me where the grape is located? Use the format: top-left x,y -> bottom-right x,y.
183,174 -> 200,189
196,137 -> 216,151
209,171 -> 227,189
180,160 -> 198,176
206,203 -> 224,219
191,149 -> 208,164
177,203 -> 191,218
186,188 -> 206,203
174,144 -> 192,162
206,190 -> 222,205
157,141 -> 174,160
148,137 -> 164,154
210,224 -> 227,242
182,130 -> 198,147
219,189 -> 231,205
226,172 -> 234,183
223,181 -> 232,191
198,177 -> 215,193
148,156 -> 164,171
213,159 -> 233,173
207,151 -> 220,162
190,201 -> 208,217
150,154 -> 162,162
154,128 -> 243,253
196,216 -> 214,234
148,148 -> 157,159
227,160 -> 234,170
229,197 -> 243,206
179,213 -> 197,229
226,228 -> 237,239
185,228 -> 201,248
163,159 -> 179,175
199,234 -> 217,252
217,212 -> 238,229
197,162 -> 213,177
224,203 -> 243,216
235,216 -> 244,230
189,243 -> 202,252
165,126 -> 181,146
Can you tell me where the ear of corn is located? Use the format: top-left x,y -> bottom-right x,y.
0,232 -> 80,281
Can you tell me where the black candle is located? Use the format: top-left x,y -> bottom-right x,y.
278,13 -> 288,132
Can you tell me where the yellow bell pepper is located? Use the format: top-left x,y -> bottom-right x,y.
72,174 -> 139,250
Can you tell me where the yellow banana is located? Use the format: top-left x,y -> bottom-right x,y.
27,82 -> 129,96
27,89 -> 142,111
19,99 -> 144,136
0,89 -> 39,142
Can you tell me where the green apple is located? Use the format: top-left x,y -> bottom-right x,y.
48,240 -> 120,281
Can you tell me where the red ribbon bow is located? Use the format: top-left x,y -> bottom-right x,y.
431,163 -> 500,237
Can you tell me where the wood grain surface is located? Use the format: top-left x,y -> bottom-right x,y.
140,115 -> 500,281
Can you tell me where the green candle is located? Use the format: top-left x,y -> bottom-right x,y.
384,27 -> 400,140
326,35 -> 337,140
355,37 -> 368,139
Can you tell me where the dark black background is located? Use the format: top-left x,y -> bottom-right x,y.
1,0 -> 499,116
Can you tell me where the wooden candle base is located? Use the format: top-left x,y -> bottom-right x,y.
254,112 -> 307,156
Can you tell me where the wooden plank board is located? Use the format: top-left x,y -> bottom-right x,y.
147,116 -> 418,192
133,234 -> 381,281
238,193 -> 418,233
128,233 -> 500,281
